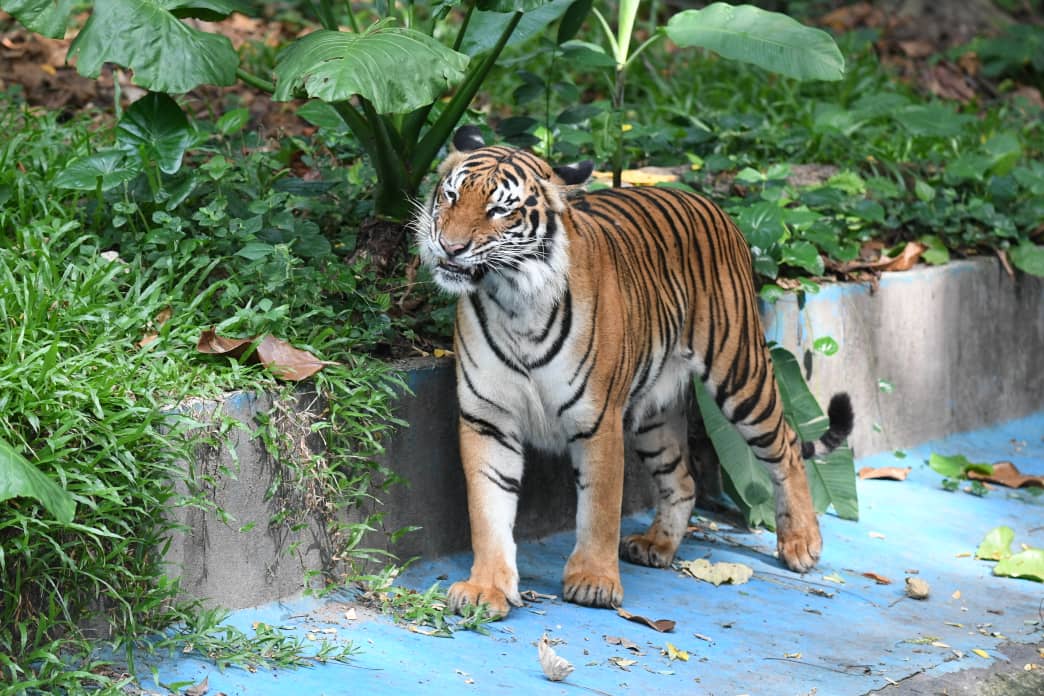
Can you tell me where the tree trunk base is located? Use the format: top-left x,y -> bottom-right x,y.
351,217 -> 408,271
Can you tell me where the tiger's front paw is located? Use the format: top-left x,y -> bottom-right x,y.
620,533 -> 676,568
776,516 -> 822,573
447,580 -> 522,619
562,569 -> 623,608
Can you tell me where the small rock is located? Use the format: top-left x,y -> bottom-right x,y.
905,576 -> 930,600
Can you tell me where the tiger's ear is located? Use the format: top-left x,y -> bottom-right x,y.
553,160 -> 594,186
452,125 -> 486,152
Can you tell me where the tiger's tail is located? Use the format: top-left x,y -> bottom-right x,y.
800,393 -> 854,459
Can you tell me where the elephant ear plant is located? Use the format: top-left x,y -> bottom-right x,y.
584,1 -> 845,186
0,0 -> 581,264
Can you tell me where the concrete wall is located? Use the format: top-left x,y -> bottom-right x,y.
763,259 -> 1043,456
165,257 -> 1043,608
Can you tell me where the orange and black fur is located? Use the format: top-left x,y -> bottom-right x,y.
413,127 -> 853,617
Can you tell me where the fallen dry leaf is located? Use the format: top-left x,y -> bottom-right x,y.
678,559 -> 753,586
608,656 -> 637,671
858,466 -> 911,481
664,642 -> 689,662
967,461 -> 1044,489
876,241 -> 926,272
862,572 -> 893,585
905,577 -> 930,599
972,648 -> 990,659
822,572 -> 845,584
617,608 -> 675,633
605,635 -> 642,654
869,532 -> 887,539
538,634 -> 574,682
137,306 -> 173,349
196,328 -> 338,380
185,676 -> 209,696
520,590 -> 558,603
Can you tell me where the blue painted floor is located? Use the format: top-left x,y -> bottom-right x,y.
137,414 -> 1044,695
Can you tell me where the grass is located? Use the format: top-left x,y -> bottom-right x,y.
0,97 -> 404,694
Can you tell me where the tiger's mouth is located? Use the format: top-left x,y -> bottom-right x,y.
436,260 -> 486,283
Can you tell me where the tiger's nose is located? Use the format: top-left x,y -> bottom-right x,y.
439,238 -> 470,257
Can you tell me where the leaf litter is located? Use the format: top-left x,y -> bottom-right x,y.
196,327 -> 339,380
677,558 -> 753,586
617,608 -> 675,633
538,634 -> 574,682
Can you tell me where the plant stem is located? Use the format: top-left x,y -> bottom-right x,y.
409,11 -> 523,191
236,68 -> 274,94
612,66 -> 626,188
452,1 -> 476,50
344,0 -> 361,33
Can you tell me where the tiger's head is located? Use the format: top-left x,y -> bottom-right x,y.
414,126 -> 593,298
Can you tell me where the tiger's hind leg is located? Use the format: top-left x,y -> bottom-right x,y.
705,361 -> 822,573
620,400 -> 696,568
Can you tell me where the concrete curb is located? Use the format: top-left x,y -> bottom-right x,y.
164,257 -> 1043,608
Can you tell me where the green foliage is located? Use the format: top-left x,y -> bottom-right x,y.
0,436 -> 76,523
664,3 -> 844,81
976,526 -> 1044,583
380,583 -> 496,636
975,525 -> 1014,561
0,95 -> 402,692
692,345 -> 857,529
928,453 -> 993,480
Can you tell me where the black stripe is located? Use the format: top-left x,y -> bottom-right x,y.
635,446 -> 667,460
528,287 -> 572,369
652,455 -> 683,477
482,468 -> 521,496
460,410 -> 521,454
469,295 -> 526,376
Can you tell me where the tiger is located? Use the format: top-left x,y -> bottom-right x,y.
412,125 -> 854,618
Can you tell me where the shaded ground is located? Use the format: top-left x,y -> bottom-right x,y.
130,412 -> 1044,695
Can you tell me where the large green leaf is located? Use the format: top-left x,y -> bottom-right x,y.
805,445 -> 857,519
770,345 -> 828,440
164,0 -> 252,21
693,378 -> 775,529
976,526 -> 1015,561
1009,241 -> 1044,277
116,92 -> 194,175
68,0 -> 239,93
0,436 -> 76,524
665,3 -> 844,82
994,548 -> 1044,582
273,26 -> 470,114
53,149 -> 142,191
461,0 -> 574,57
1,0 -> 76,37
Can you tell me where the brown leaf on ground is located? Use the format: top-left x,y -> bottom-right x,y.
196,328 -> 254,358
185,676 -> 209,696
898,40 -> 935,58
862,572 -> 893,585
617,608 -> 675,633
255,335 -> 337,380
195,328 -> 338,380
967,461 -> 1044,489
605,635 -> 643,654
137,306 -> 173,349
858,466 -> 912,481
819,3 -> 886,33
875,242 -> 926,272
